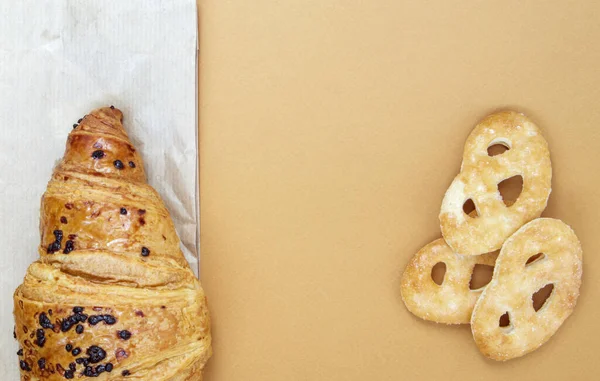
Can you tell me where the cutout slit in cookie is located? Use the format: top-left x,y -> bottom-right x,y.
469,264 -> 494,290
525,253 -> 546,266
463,199 -> 478,217
532,284 -> 554,312
431,262 -> 446,286
487,141 -> 510,156
498,175 -> 523,207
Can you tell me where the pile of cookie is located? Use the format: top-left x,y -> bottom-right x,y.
400,111 -> 583,361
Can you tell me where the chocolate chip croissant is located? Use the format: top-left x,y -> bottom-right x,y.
13,107 -> 211,380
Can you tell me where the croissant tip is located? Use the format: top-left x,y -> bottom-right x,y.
78,106 -> 123,126
69,106 -> 127,138
103,105 -> 123,122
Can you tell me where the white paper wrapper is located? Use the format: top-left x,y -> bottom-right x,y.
0,1 -> 198,377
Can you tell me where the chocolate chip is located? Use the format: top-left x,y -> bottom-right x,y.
64,369 -> 74,379
72,347 -> 81,356
138,209 -> 146,215
47,240 -> 61,254
87,345 -> 106,363
39,312 -> 54,329
120,207 -> 127,215
76,324 -> 84,334
61,315 -> 79,332
60,216 -> 68,224
17,349 -> 23,356
161,306 -> 166,309
22,326 -> 28,334
104,315 -> 116,325
65,203 -> 74,210
113,160 -> 124,169
110,105 -> 115,109
139,218 -> 146,225
63,240 -> 75,254
19,360 -> 31,371
118,330 -> 132,340
35,328 -> 46,347
122,370 -> 130,376
13,328 -> 16,339
54,230 -> 63,242
38,358 -> 46,369
88,315 -> 102,325
96,364 -> 106,373
66,344 -> 73,352
135,310 -> 144,317
91,150 -> 105,160
128,161 -> 136,168
88,314 -> 116,326
105,363 -> 113,372
76,357 -> 89,366
69,362 -> 76,371
84,366 -> 96,377
73,124 -> 78,128
141,247 -> 150,257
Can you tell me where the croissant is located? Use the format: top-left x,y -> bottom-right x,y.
13,107 -> 211,380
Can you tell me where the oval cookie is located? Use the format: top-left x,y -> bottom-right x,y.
440,111 -> 552,255
471,218 -> 583,361
401,238 -> 498,324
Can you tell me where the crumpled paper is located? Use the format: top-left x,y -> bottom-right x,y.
0,0 -> 198,377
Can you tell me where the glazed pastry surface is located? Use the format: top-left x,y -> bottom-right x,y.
13,107 -> 211,380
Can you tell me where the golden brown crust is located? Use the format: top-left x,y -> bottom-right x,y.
13,107 -> 211,379
470,218 -> 582,361
40,173 -> 188,268
401,238 -> 498,324
439,111 -> 552,255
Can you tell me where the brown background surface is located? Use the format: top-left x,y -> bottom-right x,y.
198,1 -> 600,380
